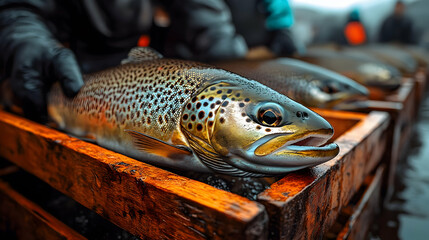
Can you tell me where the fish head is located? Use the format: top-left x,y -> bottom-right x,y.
277,59 -> 369,109
357,62 -> 402,90
304,72 -> 369,109
181,79 -> 339,177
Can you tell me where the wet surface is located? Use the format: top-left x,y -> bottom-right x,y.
371,93 -> 429,240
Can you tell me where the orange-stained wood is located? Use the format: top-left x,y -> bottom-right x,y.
336,165 -> 384,240
346,78 -> 416,201
257,110 -> 389,240
0,179 -> 86,240
0,110 -> 268,240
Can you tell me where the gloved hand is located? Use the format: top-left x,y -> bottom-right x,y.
0,9 -> 83,122
267,28 -> 297,57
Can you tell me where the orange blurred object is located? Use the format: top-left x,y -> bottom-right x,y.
137,35 -> 150,47
344,22 -> 367,45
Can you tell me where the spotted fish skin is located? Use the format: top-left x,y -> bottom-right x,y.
48,47 -> 339,177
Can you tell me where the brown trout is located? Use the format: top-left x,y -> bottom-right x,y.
297,48 -> 402,90
48,47 -> 339,177
213,58 -> 369,109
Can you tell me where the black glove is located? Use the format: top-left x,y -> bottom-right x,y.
0,9 -> 83,122
267,28 -> 297,57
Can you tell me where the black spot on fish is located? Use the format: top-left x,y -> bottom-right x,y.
158,116 -> 163,124
191,115 -> 196,121
196,102 -> 202,109
203,102 -> 208,107
239,103 -> 245,108
192,97 -> 197,102
209,97 -> 214,101
256,125 -> 261,130
220,109 -> 225,114
196,124 -> 203,131
210,87 -> 216,91
188,123 -> 193,129
210,103 -> 215,109
244,98 -> 250,102
241,113 -> 246,117
187,103 -> 192,110
217,90 -> 222,94
227,89 -> 232,94
236,93 -> 241,97
183,114 -> 188,120
246,118 -> 251,123
208,121 -> 214,127
201,95 -> 205,99
198,111 -> 205,119
265,128 -> 271,132
220,117 -> 225,124
222,101 -> 229,107
216,100 -> 221,105
208,112 -> 213,118
221,95 -> 227,100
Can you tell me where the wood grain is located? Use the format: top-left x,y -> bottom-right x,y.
336,165 -> 384,240
0,110 -> 268,240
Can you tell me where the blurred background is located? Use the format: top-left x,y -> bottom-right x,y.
291,0 -> 428,50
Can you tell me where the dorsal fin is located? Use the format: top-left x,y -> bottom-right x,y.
121,47 -> 163,64
125,129 -> 192,158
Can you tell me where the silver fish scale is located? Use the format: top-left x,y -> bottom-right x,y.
48,59 -> 223,141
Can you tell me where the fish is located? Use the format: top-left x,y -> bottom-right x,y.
297,48 -> 402,90
342,44 -> 418,75
213,58 -> 369,109
391,44 -> 429,68
47,47 -> 339,177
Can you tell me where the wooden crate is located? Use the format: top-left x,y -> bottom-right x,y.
257,110 -> 389,240
0,110 -> 268,240
0,109 -> 389,239
413,68 -> 427,110
324,165 -> 385,240
355,78 -> 416,200
0,170 -> 86,240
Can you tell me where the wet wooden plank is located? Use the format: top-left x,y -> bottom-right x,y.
0,110 -> 268,240
353,78 -> 416,200
414,68 -> 427,113
257,110 -> 389,240
0,179 -> 86,240
336,165 -> 384,240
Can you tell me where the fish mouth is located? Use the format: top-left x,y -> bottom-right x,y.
226,132 -> 339,176
330,94 -> 368,110
239,130 -> 339,167
326,92 -> 367,109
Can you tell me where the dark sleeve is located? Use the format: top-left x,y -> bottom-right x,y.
164,0 -> 248,61
378,17 -> 390,43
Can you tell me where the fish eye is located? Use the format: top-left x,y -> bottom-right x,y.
323,83 -> 339,94
257,104 -> 283,127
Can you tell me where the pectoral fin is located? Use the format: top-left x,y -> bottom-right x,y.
125,129 -> 192,158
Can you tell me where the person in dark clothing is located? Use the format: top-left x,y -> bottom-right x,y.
163,0 -> 297,62
379,1 -> 415,44
0,0 -> 152,122
0,0 -> 297,122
